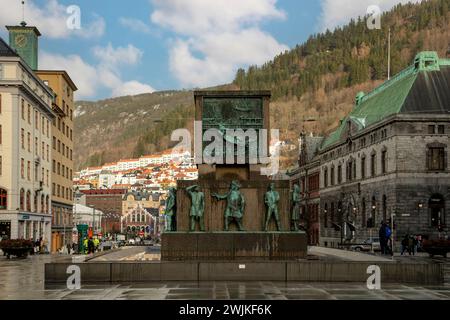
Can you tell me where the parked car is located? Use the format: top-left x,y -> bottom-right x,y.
422,237 -> 450,258
127,239 -> 135,245
351,238 -> 381,252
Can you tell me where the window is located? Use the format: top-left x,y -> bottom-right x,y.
371,153 -> 376,177
52,183 -> 55,196
381,149 -> 387,174
27,161 -> 31,180
42,142 -> 45,160
26,191 -> 31,212
52,160 -> 56,173
27,133 -> 30,152
330,166 -> 335,186
347,160 -> 353,181
427,146 -> 446,171
20,189 -> 24,210
21,129 -> 24,149
58,140 -> 60,153
337,165 -> 342,184
62,143 -> 65,156
21,99 -> 25,119
21,158 -> 24,178
46,170 -> 49,186
47,145 -> 49,161
438,125 -> 445,134
70,129 -> 73,141
361,156 -> 366,179
66,125 -> 69,137
35,110 -> 38,130
62,122 -> 65,135
35,137 -> 38,156
27,105 -> 31,124
41,116 -> 45,134
428,125 -> 435,134
53,136 -> 56,149
0,189 -> 7,209
323,167 -> 328,188
57,162 -> 60,175
47,120 -> 49,138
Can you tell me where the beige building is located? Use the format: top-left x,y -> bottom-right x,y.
36,70 -> 77,252
0,36 -> 54,244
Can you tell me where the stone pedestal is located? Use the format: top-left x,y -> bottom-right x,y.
161,232 -> 307,261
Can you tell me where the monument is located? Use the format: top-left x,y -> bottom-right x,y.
161,91 -> 307,260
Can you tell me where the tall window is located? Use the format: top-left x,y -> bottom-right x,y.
20,189 -> 24,210
26,191 -> 31,212
21,129 -> 24,149
21,158 -> 24,178
35,110 -> 38,130
21,99 -> 25,119
27,133 -> 30,152
381,149 -> 387,174
27,104 -> 31,124
35,138 -> 38,156
0,189 -> 7,209
347,160 -> 353,181
371,153 -> 376,177
427,145 -> 446,171
27,161 -> 30,180
323,167 -> 328,188
337,165 -> 342,184
361,156 -> 366,179
330,166 -> 335,185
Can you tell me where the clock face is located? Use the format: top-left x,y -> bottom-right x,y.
15,34 -> 28,48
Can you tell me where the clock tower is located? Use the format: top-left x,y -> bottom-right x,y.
6,21 -> 41,70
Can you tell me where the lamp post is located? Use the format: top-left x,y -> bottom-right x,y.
370,204 -> 376,253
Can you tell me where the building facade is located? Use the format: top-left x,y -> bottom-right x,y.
36,70 -> 77,252
0,36 -> 54,244
295,52 -> 450,248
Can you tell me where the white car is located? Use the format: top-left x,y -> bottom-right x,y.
127,239 -> 135,245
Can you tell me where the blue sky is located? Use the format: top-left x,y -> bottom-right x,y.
0,0 -> 423,101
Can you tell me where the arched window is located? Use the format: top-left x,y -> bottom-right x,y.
26,191 -> 31,212
0,189 -> 7,209
381,147 -> 387,174
132,215 -> 135,223
20,189 -> 25,210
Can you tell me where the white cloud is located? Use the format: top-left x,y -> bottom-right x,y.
319,0 -> 424,31
112,81 -> 156,97
0,0 -> 105,39
40,44 -> 155,100
93,43 -> 144,66
119,17 -> 153,35
150,0 -> 288,88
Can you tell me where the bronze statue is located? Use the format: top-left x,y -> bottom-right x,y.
186,185 -> 205,232
212,180 -> 245,231
264,183 -> 281,231
291,183 -> 301,231
165,187 -> 177,232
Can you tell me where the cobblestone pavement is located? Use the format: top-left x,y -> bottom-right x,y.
0,253 -> 449,300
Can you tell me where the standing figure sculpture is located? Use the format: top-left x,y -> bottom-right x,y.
212,180 -> 245,231
164,187 -> 177,232
264,183 -> 281,231
186,185 -> 205,232
291,183 -> 301,231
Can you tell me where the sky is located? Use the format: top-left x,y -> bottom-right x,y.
0,0 -> 424,101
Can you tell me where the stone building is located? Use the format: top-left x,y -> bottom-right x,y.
0,34 -> 54,244
294,52 -> 450,247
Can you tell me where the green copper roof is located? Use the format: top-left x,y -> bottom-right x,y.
320,52 -> 450,151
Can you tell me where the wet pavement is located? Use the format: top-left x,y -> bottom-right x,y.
0,253 -> 449,300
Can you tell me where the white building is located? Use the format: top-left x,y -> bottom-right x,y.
0,36 -> 54,244
73,203 -> 103,232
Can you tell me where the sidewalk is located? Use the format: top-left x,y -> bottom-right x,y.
309,246 -> 393,262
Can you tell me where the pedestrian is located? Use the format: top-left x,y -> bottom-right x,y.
408,235 -> 414,256
385,223 -> 392,255
88,237 -> 95,254
401,234 -> 409,255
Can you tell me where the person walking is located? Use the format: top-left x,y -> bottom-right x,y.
401,234 -> 409,255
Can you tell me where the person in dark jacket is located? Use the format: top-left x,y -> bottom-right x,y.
87,237 -> 95,254
378,222 -> 387,254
